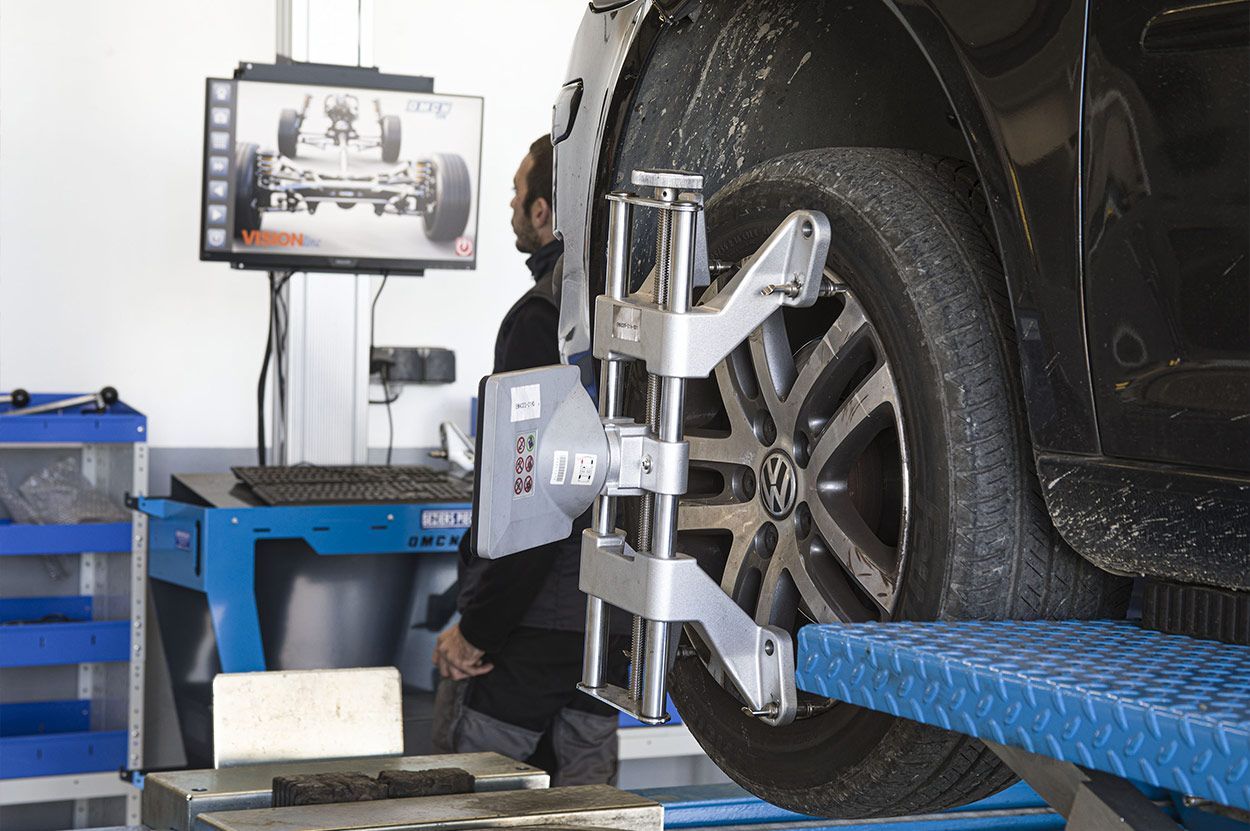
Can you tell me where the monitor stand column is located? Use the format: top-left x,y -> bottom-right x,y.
273,274 -> 371,464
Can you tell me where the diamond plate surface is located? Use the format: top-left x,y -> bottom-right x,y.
796,621 -> 1250,810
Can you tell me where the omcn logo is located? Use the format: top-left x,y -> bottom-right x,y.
240,230 -> 305,247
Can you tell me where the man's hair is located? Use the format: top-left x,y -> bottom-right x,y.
524,134 -> 554,215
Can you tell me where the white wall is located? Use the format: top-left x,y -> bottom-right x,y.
0,0 -> 584,451
366,1 -> 583,452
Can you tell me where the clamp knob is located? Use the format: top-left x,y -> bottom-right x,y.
631,169 -> 704,192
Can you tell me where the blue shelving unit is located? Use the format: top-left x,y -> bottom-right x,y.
0,393 -> 146,820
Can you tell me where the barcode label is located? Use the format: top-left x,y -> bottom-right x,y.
550,451 -> 569,485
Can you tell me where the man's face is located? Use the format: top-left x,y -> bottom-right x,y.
510,153 -> 543,254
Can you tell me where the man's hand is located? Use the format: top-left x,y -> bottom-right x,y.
433,623 -> 493,680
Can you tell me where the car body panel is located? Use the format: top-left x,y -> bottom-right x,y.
1082,0 -> 1250,471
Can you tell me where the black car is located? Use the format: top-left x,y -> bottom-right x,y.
550,0 -> 1248,818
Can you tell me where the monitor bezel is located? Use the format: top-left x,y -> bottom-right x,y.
199,61 -> 484,276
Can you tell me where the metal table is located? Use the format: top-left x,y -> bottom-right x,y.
137,473 -> 470,673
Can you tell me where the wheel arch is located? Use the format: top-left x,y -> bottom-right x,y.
609,0 -> 1098,458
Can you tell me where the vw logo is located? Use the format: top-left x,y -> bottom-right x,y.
760,451 -> 797,519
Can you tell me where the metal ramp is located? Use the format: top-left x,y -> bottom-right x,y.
795,620 -> 1249,828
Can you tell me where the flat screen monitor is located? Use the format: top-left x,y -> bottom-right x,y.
200,63 -> 483,274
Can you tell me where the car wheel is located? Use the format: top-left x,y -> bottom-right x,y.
233,142 -> 262,237
380,114 -> 402,163
278,109 -> 300,158
423,153 -> 472,241
668,148 -> 1129,818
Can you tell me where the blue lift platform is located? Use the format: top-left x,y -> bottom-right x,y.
794,620 -> 1249,830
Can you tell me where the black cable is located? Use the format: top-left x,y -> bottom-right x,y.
370,273 -> 389,345
383,365 -> 394,466
272,271 -> 293,430
257,273 -> 277,465
258,270 -> 295,466
369,386 -> 402,405
368,273 -> 395,463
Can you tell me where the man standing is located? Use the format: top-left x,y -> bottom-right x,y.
431,135 -> 628,785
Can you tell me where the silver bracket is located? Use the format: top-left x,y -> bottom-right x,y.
593,209 -> 830,378
602,419 -> 689,497
578,529 -> 796,726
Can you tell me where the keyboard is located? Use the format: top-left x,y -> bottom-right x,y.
232,464 -> 473,506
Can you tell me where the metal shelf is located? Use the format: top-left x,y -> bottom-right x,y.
0,729 -> 127,779
0,620 -> 130,667
0,770 -> 136,806
0,521 -> 132,556
0,394 -> 146,444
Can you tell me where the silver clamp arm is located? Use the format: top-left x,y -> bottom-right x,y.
593,210 -> 830,378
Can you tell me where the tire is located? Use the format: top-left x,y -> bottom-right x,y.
669,148 -> 1130,818
233,142 -> 262,237
423,153 -> 472,241
278,109 -> 300,158
380,114 -> 402,163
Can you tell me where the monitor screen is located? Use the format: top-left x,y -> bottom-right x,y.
200,64 -> 483,274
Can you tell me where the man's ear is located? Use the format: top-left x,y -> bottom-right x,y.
528,196 -> 552,230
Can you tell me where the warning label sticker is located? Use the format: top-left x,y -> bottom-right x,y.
572,453 -> 597,486
512,432 -> 537,499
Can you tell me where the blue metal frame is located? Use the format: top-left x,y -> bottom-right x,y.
0,594 -> 131,667
0,392 -> 146,444
0,729 -> 127,779
0,521 -> 132,556
0,700 -> 92,737
0,595 -> 92,623
138,495 -> 470,673
796,621 -> 1250,812
0,620 -> 131,667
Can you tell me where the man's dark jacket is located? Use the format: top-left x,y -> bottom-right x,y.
456,240 -> 590,653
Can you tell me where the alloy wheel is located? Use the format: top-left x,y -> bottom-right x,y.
680,272 -> 910,636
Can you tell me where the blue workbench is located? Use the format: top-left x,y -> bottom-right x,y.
138,473 -> 470,673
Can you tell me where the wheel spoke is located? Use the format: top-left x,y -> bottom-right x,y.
786,294 -> 871,426
807,361 -> 899,476
687,432 -> 756,469
720,531 -> 754,597
807,495 -> 899,616
713,360 -> 757,440
678,499 -> 750,533
747,313 -> 796,425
